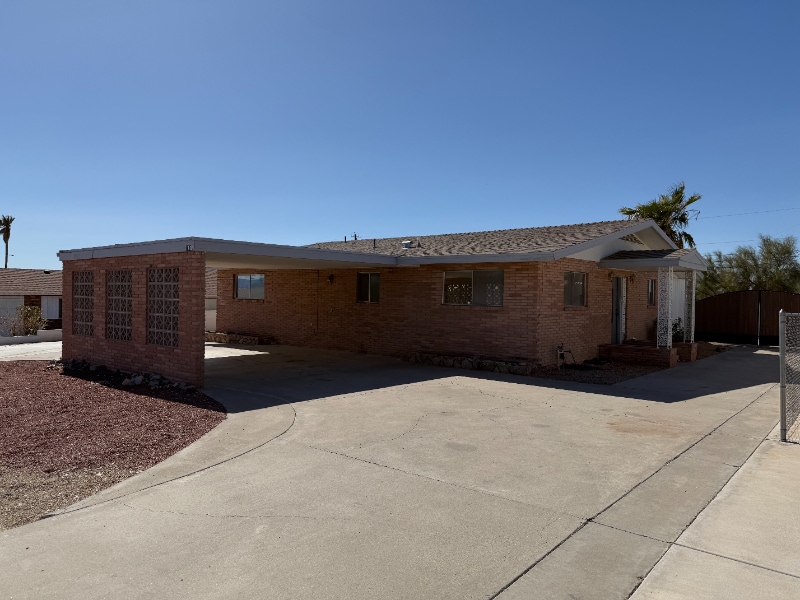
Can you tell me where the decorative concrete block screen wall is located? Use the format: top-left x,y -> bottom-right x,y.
215,258 -> 654,367
62,251 -> 205,386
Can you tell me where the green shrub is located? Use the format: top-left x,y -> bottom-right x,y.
17,305 -> 47,335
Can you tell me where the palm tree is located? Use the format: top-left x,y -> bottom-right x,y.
0,215 -> 15,268
619,182 -> 701,248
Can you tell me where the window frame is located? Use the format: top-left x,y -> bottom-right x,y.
235,274 -> 265,300
356,272 -> 380,303
563,271 -> 588,307
647,279 -> 656,306
442,269 -> 504,307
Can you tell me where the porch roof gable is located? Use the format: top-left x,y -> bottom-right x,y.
598,248 -> 708,271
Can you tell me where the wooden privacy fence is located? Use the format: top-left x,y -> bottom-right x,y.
696,290 -> 800,345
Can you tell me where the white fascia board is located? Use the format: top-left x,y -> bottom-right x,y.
396,251 -> 556,266
598,254 -> 708,272
58,237 -> 397,266
552,220 -> 677,261
58,237 -> 197,260
192,239 -> 397,265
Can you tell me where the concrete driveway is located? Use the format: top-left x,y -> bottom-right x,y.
0,343 -> 781,599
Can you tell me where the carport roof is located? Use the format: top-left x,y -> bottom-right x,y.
58,237 -> 398,270
58,219 -> 678,269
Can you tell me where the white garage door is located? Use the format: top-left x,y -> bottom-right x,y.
0,296 -> 23,317
0,296 -> 23,335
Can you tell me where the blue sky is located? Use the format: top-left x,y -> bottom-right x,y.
1,1 -> 798,269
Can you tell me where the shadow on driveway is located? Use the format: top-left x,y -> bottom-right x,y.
204,344 -> 778,413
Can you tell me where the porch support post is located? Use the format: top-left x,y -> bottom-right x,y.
620,276 -> 627,342
684,270 -> 696,343
657,266 -> 673,348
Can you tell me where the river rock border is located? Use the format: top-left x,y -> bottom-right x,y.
205,332 -> 261,345
407,352 -> 533,376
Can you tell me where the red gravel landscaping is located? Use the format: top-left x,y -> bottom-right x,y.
0,361 -> 226,530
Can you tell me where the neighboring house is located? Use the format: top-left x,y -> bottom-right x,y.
0,268 -> 63,332
57,219 -> 707,386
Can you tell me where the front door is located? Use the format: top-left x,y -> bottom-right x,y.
611,277 -> 625,344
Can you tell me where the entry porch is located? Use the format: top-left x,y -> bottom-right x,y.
597,249 -> 707,368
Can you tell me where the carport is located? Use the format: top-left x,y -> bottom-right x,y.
58,237 -> 395,386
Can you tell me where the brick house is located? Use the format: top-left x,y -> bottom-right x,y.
57,219 -> 707,386
0,268 -> 63,332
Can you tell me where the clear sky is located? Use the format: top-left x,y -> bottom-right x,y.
1,1 -> 798,269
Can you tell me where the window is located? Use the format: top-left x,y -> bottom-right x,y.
564,271 -> 587,307
236,274 -> 265,299
41,296 -> 62,320
106,270 -> 133,341
73,271 -> 94,336
647,279 -> 656,306
357,272 -> 380,303
443,270 -> 504,306
148,267 -> 179,347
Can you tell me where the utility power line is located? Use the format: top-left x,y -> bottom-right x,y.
699,207 -> 799,220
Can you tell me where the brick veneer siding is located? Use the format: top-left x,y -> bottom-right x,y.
622,271 -> 658,341
216,258 -> 659,367
62,252 -> 205,386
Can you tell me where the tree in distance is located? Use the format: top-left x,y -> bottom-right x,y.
698,235 -> 800,299
0,215 -> 14,269
619,182 -> 701,248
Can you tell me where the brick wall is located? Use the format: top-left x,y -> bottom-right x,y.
23,295 -> 42,310
215,259 -> 661,367
625,271 -> 658,341
62,252 -> 205,386
217,262 -> 539,361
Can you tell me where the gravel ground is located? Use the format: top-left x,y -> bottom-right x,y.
0,361 -> 226,531
529,362 -> 664,385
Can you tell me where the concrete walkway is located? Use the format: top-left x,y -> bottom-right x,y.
0,340 -> 61,361
0,344 -> 789,599
631,425 -> 800,599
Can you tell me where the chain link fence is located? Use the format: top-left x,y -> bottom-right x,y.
780,311 -> 800,442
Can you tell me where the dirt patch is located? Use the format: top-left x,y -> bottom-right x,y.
529,361 -> 665,385
0,361 -> 226,531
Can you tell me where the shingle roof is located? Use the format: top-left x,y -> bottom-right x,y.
306,220 -> 642,257
0,269 -> 62,296
205,268 -> 217,298
602,249 -> 693,261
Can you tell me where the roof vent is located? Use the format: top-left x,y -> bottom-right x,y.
43,270 -> 51,274
402,240 -> 412,249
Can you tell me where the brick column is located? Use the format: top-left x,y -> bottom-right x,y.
60,251 -> 206,386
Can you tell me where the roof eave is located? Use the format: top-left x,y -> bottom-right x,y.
598,256 -> 708,272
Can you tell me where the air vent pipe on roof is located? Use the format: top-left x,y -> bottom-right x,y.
402,240 -> 412,249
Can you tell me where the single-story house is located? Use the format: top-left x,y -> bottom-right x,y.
0,268 -> 63,332
57,219 -> 707,386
